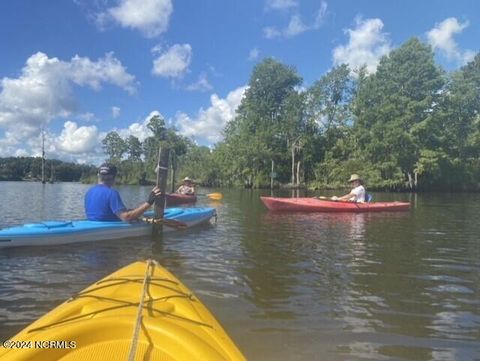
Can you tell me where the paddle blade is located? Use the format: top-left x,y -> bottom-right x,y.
207,192 -> 223,200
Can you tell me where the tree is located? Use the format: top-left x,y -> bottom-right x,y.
306,64 -> 356,185
353,37 -> 444,190
102,131 -> 126,163
126,135 -> 142,161
147,114 -> 167,140
431,52 -> 480,189
221,58 -> 303,186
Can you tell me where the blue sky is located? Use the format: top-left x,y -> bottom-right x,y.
0,0 -> 478,164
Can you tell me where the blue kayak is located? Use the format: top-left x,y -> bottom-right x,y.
0,207 -> 215,248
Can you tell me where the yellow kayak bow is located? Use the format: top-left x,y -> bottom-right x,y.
0,260 -> 246,361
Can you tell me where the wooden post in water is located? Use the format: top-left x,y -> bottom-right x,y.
170,151 -> 176,193
270,159 -> 274,190
153,146 -> 170,237
41,128 -> 46,184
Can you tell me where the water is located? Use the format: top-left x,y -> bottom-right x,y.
0,182 -> 479,360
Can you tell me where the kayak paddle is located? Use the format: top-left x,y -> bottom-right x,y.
205,192 -> 223,200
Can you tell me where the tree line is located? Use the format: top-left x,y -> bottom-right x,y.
104,37 -> 478,191
214,38 -> 480,191
0,157 -> 96,182
8,37 -> 477,191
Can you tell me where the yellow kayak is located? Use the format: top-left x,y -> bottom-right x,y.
0,260 -> 246,361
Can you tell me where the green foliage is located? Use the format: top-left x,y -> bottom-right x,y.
5,39 -> 479,191
212,39 -> 480,191
351,38 -> 445,190
220,58 -> 304,187
102,131 -> 126,163
0,157 -> 96,182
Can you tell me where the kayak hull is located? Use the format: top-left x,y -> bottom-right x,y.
0,207 -> 215,248
261,197 -> 410,212
0,260 -> 246,361
166,193 -> 197,206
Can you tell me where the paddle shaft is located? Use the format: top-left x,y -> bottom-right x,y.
153,146 -> 170,236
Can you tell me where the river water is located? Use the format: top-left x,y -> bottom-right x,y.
0,182 -> 479,360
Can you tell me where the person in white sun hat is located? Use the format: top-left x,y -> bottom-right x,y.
176,177 -> 196,195
330,174 -> 366,202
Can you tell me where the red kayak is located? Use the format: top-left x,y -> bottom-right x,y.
166,193 -> 197,206
261,196 -> 410,212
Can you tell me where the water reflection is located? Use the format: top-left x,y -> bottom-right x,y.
0,185 -> 479,361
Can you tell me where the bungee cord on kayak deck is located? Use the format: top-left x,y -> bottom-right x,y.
127,259 -> 151,361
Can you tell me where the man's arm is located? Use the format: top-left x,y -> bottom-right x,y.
117,202 -> 152,222
117,186 -> 162,222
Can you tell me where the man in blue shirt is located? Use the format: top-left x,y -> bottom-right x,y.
85,163 -> 162,221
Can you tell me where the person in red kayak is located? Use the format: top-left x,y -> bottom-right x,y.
331,174 -> 366,202
85,163 -> 162,221
176,177 -> 196,195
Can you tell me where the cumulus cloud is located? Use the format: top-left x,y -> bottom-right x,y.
426,17 -> 475,65
332,17 -> 391,74
152,44 -> 192,78
263,1 -> 327,39
0,51 -> 135,154
56,121 -> 99,154
98,0 -> 173,38
0,53 -> 75,136
0,122 -> 104,164
174,86 -> 247,145
69,53 -> 136,94
116,110 -> 165,142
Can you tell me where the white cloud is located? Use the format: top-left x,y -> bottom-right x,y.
56,121 -> 99,154
332,17 -> 391,74
0,53 -> 74,135
313,1 -> 328,28
104,0 -> 173,38
112,106 -> 121,118
248,48 -> 260,61
175,86 -> 247,145
3,122 -> 104,164
117,110 -> 164,142
78,112 -> 96,122
284,15 -> 309,38
263,26 -> 282,39
266,0 -> 298,11
263,2 -> 327,39
426,17 -> 474,65
186,73 -> 213,92
0,52 -> 135,151
69,53 -> 136,94
152,44 -> 192,78
15,148 -> 29,157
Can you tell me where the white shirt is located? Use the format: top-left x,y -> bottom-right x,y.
176,185 -> 195,195
350,185 -> 365,202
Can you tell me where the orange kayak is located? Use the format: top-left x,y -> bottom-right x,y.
261,196 -> 410,212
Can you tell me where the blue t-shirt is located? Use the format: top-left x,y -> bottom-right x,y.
85,184 -> 127,221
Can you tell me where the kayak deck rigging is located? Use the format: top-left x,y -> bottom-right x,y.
1,260 -> 246,361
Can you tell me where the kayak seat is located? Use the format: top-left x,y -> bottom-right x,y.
365,194 -> 373,203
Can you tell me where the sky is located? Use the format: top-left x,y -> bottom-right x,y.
0,0 -> 478,164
